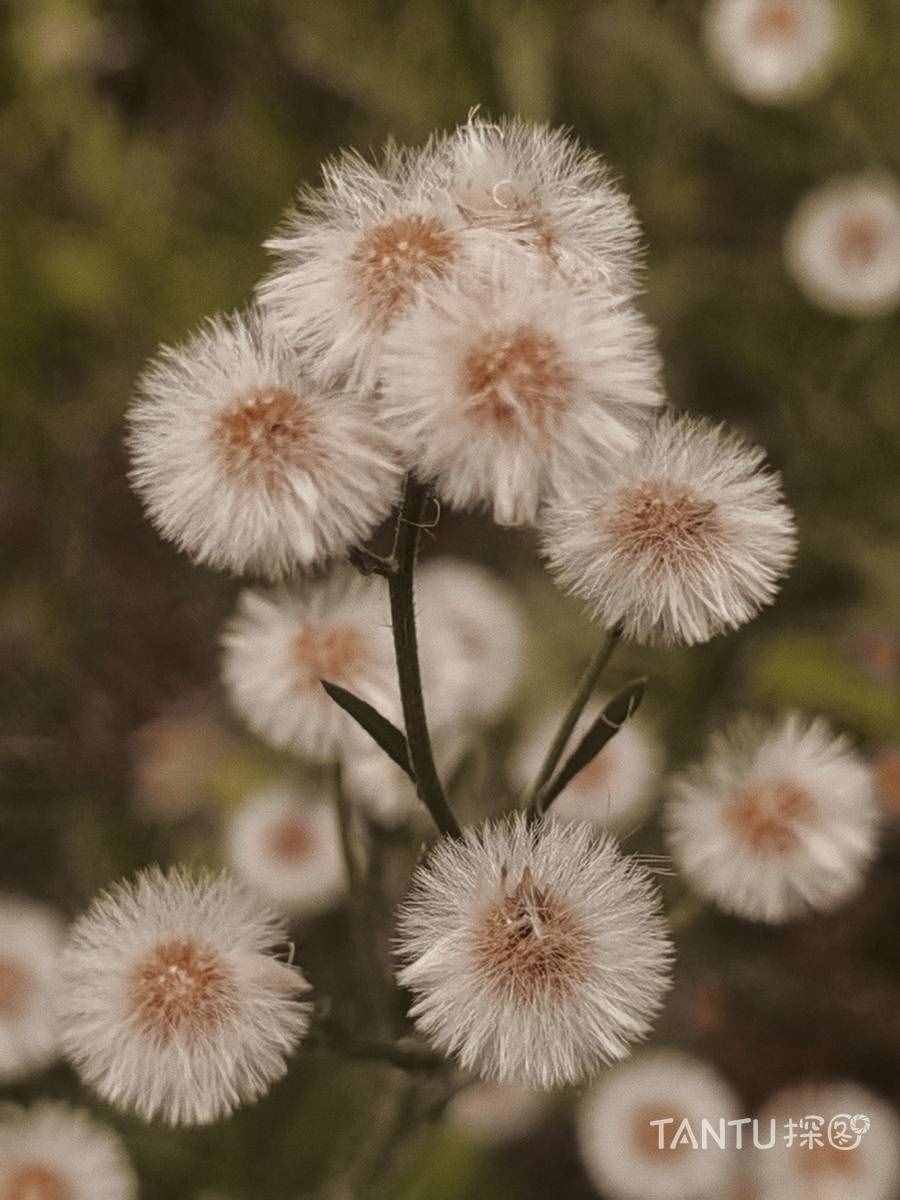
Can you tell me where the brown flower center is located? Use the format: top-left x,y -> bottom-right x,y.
3,1165 -> 71,1200
292,623 -> 368,691
473,867 -> 589,1002
0,957 -> 30,1017
129,937 -> 236,1040
726,781 -> 813,853
750,1 -> 801,41
574,745 -> 615,794
834,213 -> 883,269
351,214 -> 458,325
797,1139 -> 861,1178
463,326 -> 571,437
216,387 -> 316,489
631,1104 -> 690,1159
609,482 -> 722,566
265,815 -> 315,864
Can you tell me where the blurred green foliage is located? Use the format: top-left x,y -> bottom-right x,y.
1,1 -> 898,1198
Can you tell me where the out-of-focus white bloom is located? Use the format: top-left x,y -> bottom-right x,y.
511,699 -> 661,833
416,557 -> 527,723
259,142 -> 488,390
432,115 -> 642,294
226,787 -> 346,917
704,0 -> 838,104
382,251 -> 664,526
343,732 -> 465,830
128,308 -> 401,579
0,1102 -> 137,1200
0,896 -> 65,1083
753,1080 -> 900,1200
58,867 -> 311,1126
577,1049 -> 742,1200
541,413 -> 796,646
395,814 -> 672,1088
666,713 -> 877,923
131,700 -> 235,822
445,1080 -> 549,1146
785,176 -> 900,317
221,569 -> 399,763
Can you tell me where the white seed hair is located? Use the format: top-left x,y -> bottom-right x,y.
415,557 -> 527,724
752,1080 -> 900,1200
57,867 -> 311,1126
258,139 -> 491,391
431,114 -> 644,294
665,712 -> 878,923
0,896 -> 65,1084
577,1049 -> 742,1200
381,248 -> 664,526
704,0 -> 839,105
541,411 -> 797,646
0,1102 -> 137,1200
785,174 -> 900,318
395,813 -> 673,1088
511,698 -> 662,835
127,307 -> 401,579
220,568 -> 400,763
226,786 -> 346,918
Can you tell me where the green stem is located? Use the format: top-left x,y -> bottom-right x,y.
524,627 -> 620,811
387,476 -> 461,839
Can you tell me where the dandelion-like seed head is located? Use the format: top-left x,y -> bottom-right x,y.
396,815 -> 672,1088
382,249 -> 663,525
0,897 -> 65,1084
704,0 -> 838,105
221,570 -> 399,762
577,1050 -> 741,1200
541,412 -> 797,646
785,175 -> 900,317
463,326 -> 571,436
128,308 -> 401,578
226,788 -> 346,917
666,713 -> 878,923
128,937 -> 236,1041
351,213 -> 459,327
58,867 -> 311,1125
434,116 -> 644,293
0,1103 -> 137,1200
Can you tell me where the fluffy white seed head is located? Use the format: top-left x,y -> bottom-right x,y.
704,0 -> 839,104
0,896 -> 65,1084
57,867 -> 311,1126
666,713 -> 878,922
753,1080 -> 900,1200
258,141 -> 490,391
431,115 -> 643,294
415,557 -> 527,723
381,250 -> 664,526
395,814 -> 673,1088
541,412 -> 797,646
785,175 -> 900,317
226,786 -> 346,917
221,569 -> 399,763
0,1102 -> 137,1200
445,1080 -> 549,1146
511,699 -> 662,834
342,732 -> 466,831
577,1049 -> 742,1200
127,308 -> 401,579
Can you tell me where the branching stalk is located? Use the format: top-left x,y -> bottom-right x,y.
387,475 -> 461,839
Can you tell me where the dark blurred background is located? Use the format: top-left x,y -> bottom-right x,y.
1,2 -> 898,1197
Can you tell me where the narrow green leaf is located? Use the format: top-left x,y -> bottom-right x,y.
321,680 -> 413,780
536,678 -> 648,815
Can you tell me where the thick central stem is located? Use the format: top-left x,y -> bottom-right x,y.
388,476 -> 461,839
